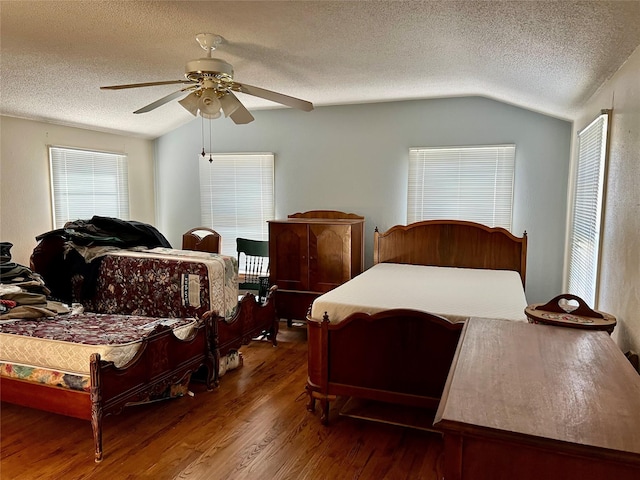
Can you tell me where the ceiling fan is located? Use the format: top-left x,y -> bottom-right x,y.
100,33 -> 314,124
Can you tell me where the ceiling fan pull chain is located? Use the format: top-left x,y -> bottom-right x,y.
201,116 -> 206,157
208,115 -> 213,163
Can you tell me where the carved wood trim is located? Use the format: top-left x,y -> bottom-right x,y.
288,210 -> 364,220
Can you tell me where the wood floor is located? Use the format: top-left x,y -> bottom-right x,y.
0,323 -> 444,479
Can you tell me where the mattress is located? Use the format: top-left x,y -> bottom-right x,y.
0,313 -> 197,375
310,263 -> 528,324
83,247 -> 238,320
0,362 -> 91,391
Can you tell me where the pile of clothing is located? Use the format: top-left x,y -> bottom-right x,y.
1,242 -> 69,320
30,216 -> 172,304
2,217 -> 172,314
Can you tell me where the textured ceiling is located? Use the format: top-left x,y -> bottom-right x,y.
2,1 -> 640,139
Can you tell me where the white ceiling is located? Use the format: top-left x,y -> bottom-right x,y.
2,1 -> 640,139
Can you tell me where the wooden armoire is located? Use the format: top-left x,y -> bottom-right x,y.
268,210 -> 365,323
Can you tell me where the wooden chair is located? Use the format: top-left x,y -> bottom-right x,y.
182,227 -> 221,254
236,238 -> 269,302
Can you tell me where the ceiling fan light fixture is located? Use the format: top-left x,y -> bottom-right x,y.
178,91 -> 200,116
199,89 -> 221,116
220,93 -> 241,117
201,111 -> 222,120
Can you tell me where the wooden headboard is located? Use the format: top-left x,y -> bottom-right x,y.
373,220 -> 527,286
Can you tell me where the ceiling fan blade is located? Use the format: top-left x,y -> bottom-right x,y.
234,82 -> 314,112
133,88 -> 193,114
101,80 -> 195,90
229,98 -> 255,124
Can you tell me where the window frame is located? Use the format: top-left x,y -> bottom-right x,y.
407,144 -> 516,231
564,110 -> 611,308
48,145 -> 129,229
198,152 -> 275,263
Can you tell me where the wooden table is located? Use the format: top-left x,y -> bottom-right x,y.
434,317 -> 640,480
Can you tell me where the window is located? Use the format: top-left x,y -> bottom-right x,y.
566,110 -> 610,307
408,145 -> 516,230
199,153 -> 274,261
49,146 -> 129,229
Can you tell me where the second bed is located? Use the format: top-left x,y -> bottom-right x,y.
306,220 -> 528,424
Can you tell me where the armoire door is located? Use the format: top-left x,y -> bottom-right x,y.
308,223 -> 352,293
269,222 -> 309,291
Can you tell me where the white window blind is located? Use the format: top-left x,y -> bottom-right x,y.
408,145 -> 515,230
49,146 -> 129,229
199,153 -> 274,259
566,111 -> 610,307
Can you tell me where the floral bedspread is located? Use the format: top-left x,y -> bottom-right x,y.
0,313 -> 196,375
83,248 -> 238,319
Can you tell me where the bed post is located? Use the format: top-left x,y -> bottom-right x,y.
318,312 -> 331,424
520,231 -> 528,287
206,315 -> 219,389
89,353 -> 104,463
305,311 -> 335,424
373,227 -> 380,264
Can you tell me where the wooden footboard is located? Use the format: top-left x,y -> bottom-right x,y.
216,286 -> 279,358
0,315 -> 216,462
306,309 -> 463,424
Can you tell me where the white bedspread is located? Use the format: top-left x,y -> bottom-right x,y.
310,263 -> 528,324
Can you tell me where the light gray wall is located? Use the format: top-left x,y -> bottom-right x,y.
156,96 -> 572,304
571,45 -> 640,353
0,116 -> 156,267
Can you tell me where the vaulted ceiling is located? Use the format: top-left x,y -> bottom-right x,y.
2,1 -> 640,139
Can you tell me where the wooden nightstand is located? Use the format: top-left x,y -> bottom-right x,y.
525,294 -> 616,334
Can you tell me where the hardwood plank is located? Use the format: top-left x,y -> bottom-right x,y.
0,324 -> 443,479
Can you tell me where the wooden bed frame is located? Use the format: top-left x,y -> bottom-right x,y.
0,289 -> 278,462
306,220 -> 527,424
215,286 -> 279,357
0,316 -> 215,462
